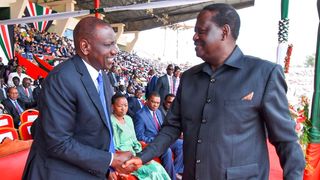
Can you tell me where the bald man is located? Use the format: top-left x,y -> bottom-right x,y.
23,17 -> 135,180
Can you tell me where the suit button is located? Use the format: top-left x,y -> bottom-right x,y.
206,98 -> 211,103
196,159 -> 201,163
210,78 -> 215,83
197,139 -> 202,143
201,119 -> 207,123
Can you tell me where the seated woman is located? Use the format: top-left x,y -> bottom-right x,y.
110,93 -> 170,180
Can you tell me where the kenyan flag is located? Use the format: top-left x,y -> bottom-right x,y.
0,24 -> 14,65
24,1 -> 56,32
33,54 -> 53,73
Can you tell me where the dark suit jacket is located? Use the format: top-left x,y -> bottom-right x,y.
2,98 -> 25,128
127,97 -> 143,118
0,87 -> 7,102
17,85 -> 35,108
158,105 -> 167,119
23,55 -> 114,180
139,47 -> 305,180
32,86 -> 41,109
155,74 -> 170,102
145,75 -> 158,99
17,85 -> 34,103
107,72 -> 119,90
134,106 -> 163,143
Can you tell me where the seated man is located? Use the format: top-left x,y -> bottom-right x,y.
127,88 -> 145,118
159,93 -> 175,118
17,77 -> 36,108
110,93 -> 170,179
2,87 -> 26,128
134,92 -> 183,180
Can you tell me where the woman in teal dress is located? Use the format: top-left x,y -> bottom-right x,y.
111,93 -> 170,180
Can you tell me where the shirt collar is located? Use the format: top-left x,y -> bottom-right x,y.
223,46 -> 244,69
9,98 -> 17,104
147,107 -> 156,116
193,46 -> 244,75
82,59 -> 100,88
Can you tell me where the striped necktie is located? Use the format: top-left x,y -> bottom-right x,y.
14,101 -> 23,115
153,111 -> 160,131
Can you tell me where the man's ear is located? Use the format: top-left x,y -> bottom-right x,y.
79,39 -> 90,55
221,24 -> 231,41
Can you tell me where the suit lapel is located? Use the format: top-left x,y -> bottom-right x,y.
71,56 -> 109,128
156,110 -> 163,125
164,75 -> 169,89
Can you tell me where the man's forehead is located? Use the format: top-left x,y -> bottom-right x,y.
196,11 -> 216,25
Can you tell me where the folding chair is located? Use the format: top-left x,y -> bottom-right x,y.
0,128 -> 19,143
20,109 -> 39,123
18,121 -> 33,140
0,114 -> 14,128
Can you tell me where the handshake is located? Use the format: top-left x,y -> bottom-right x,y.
109,151 -> 143,179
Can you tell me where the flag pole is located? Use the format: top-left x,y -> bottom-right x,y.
94,0 -> 100,18
303,0 -> 320,179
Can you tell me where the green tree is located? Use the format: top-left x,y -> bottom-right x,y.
304,54 -> 315,67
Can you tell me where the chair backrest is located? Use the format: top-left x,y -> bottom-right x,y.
0,128 -> 19,143
0,138 -> 32,180
18,121 -> 33,140
20,109 -> 39,123
0,114 -> 14,128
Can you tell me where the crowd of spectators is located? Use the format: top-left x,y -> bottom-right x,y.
14,24 -> 75,61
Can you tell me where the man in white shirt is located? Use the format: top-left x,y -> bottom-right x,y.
7,66 -> 33,87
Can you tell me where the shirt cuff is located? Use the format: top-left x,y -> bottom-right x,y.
109,152 -> 114,167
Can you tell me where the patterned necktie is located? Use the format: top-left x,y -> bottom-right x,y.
14,101 -> 23,115
97,73 -> 115,153
153,111 -> 160,131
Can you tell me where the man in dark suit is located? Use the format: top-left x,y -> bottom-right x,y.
155,64 -> 174,102
108,65 -> 120,91
0,77 -> 7,103
145,69 -> 158,99
2,87 -> 25,128
127,88 -> 144,118
125,3 -> 305,180
159,93 -> 175,119
32,77 -> 44,109
17,77 -> 35,108
23,17 -> 134,180
134,92 -> 183,180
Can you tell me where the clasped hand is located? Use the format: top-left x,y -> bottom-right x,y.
110,151 -> 143,179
